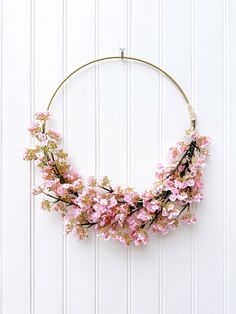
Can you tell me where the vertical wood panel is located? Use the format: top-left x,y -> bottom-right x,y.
228,1 -> 236,313
223,1 -> 229,313
1,0 -> 31,313
30,1 -> 35,312
66,1 -> 96,313
195,0 -> 225,313
130,1 -> 162,314
97,1 -> 128,313
162,1 -> 193,313
34,1 -> 64,313
0,0 -> 2,311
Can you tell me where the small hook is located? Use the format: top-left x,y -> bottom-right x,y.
120,48 -> 125,59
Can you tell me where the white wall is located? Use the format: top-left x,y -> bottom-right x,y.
1,0 -> 236,314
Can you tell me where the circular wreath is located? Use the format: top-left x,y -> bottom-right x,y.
23,56 -> 210,246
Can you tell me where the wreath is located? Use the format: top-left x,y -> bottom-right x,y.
24,111 -> 210,246
23,56 -> 210,246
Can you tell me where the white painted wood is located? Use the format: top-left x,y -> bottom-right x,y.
228,2 -> 236,313
1,0 -> 236,313
130,1 -> 162,314
162,1 -> 194,313
34,1 -> 64,313
195,1 -> 225,313
1,0 -> 31,313
97,2 -> 129,313
66,1 -> 96,313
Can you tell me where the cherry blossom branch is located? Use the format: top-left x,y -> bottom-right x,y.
42,191 -> 74,205
166,140 -> 198,178
24,112 -> 210,246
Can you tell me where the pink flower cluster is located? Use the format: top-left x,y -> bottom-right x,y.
24,112 -> 210,246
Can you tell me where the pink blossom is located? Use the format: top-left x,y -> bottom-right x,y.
109,196 -> 118,208
98,215 -> 109,227
64,171 -> 80,183
152,222 -> 169,235
99,198 -> 108,206
99,176 -> 110,187
35,111 -> 50,121
97,230 -> 110,240
151,218 -> 171,235
174,178 -> 195,189
75,226 -> 88,240
177,192 -> 188,201
174,179 -> 185,189
137,208 -> 152,222
162,204 -> 179,219
90,211 -> 101,223
87,176 -> 97,186
114,235 -> 128,245
56,183 -> 73,196
192,192 -> 202,202
141,190 -> 155,201
28,122 -> 41,135
23,148 -> 37,160
169,191 -> 188,202
47,129 -> 61,141
115,213 -> 126,226
72,180 -> 84,191
123,190 -> 139,206
127,215 -> 140,232
162,203 -> 175,216
112,233 -> 131,245
169,141 -> 188,161
64,205 -> 80,221
44,178 -> 60,188
155,163 -> 166,180
132,230 -> 149,246
114,204 -> 129,226
186,179 -> 195,187
196,135 -> 211,148
181,212 -> 196,225
112,185 -> 123,195
167,208 -> 180,219
168,220 -> 178,230
145,200 -> 160,212
41,199 -> 52,211
32,185 -> 43,195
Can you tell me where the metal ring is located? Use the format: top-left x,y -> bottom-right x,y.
44,56 -> 196,129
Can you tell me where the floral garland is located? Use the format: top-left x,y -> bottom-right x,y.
24,112 -> 210,246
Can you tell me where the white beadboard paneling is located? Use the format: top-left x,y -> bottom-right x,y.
162,1 -> 193,313
130,1 -> 162,314
34,1 -> 64,313
227,0 -> 235,313
0,0 -> 2,311
195,0 -> 225,313
66,1 -> 96,313
1,0 -> 31,313
0,0 -> 236,314
97,1 -> 129,314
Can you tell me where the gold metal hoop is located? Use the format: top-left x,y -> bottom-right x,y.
45,56 -> 196,129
